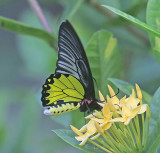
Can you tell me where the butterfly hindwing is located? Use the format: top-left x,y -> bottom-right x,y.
41,74 -> 85,106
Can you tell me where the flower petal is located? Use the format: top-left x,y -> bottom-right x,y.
107,95 -> 116,112
136,84 -> 142,101
101,122 -> 112,130
86,120 -> 97,133
70,125 -> 83,136
79,136 -> 88,146
99,90 -> 105,101
85,112 -> 97,119
90,133 -> 101,140
124,118 -> 132,125
119,96 -> 126,106
103,103 -> 111,116
110,117 -> 126,122
130,106 -> 141,118
79,124 -> 87,132
138,104 -> 147,114
123,106 -> 132,116
94,122 -> 104,134
75,133 -> 90,141
107,85 -> 115,97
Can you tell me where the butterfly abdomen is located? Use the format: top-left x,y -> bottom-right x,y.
44,102 -> 80,116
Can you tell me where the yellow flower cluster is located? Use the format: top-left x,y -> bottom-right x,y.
71,84 -> 150,152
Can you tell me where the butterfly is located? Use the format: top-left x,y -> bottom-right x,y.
41,20 -> 102,116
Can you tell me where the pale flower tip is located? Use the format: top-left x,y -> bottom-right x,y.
98,90 -> 105,101
79,137 -> 88,146
138,104 -> 147,114
135,83 -> 142,101
44,109 -> 52,116
131,88 -> 136,97
106,95 -> 111,101
90,133 -> 100,140
94,122 -> 104,134
107,84 -> 115,97
70,125 -> 83,136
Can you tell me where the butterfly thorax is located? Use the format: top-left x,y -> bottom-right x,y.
79,99 -> 102,112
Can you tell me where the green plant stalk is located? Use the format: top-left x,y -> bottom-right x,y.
103,131 -> 121,153
118,127 -> 136,151
113,112 -> 125,131
96,137 -> 114,152
130,120 -> 141,150
109,127 -> 120,144
126,125 -> 136,148
141,113 -> 145,147
111,124 -> 132,152
0,16 -> 57,50
88,139 -> 112,153
134,116 -> 142,151
144,108 -> 150,149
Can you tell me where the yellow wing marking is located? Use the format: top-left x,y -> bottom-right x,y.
63,89 -> 84,99
48,79 -> 51,82
47,91 -> 64,97
68,75 -> 84,96
59,74 -> 74,89
61,97 -> 81,102
48,85 -> 62,91
46,94 -> 67,105
44,74 -> 85,105
53,78 -> 67,89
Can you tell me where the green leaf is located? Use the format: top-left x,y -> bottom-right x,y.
53,129 -> 105,153
145,87 -> 160,153
108,78 -> 152,104
0,16 -> 57,48
85,30 -> 121,96
102,5 -> 160,38
146,0 -> 160,62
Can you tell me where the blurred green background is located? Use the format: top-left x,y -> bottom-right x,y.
0,0 -> 160,153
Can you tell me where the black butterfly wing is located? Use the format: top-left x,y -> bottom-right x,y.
56,20 -> 95,100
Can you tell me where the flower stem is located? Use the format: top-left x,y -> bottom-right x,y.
126,125 -> 136,148
96,137 -> 114,152
134,116 -> 142,151
144,107 -> 150,149
88,139 -> 113,153
111,124 -> 132,152
130,120 -> 141,150
103,131 -> 121,153
118,127 -> 136,151
141,113 -> 145,147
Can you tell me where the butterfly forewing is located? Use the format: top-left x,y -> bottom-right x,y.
56,21 -> 95,100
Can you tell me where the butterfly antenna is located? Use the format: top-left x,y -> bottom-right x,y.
111,88 -> 120,98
